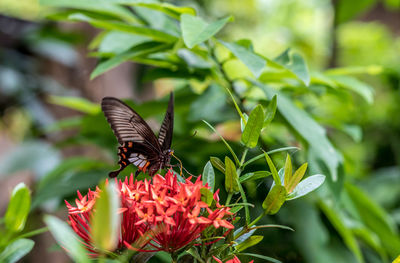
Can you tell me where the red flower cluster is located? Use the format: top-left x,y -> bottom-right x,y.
65,170 -> 234,253
213,255 -> 254,263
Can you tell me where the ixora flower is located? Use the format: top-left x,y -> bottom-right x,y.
65,170 -> 234,254
213,255 -> 254,263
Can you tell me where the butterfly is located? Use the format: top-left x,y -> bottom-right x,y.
101,93 -> 174,178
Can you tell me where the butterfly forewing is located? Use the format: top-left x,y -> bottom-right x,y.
158,93 -> 174,151
102,97 -> 161,151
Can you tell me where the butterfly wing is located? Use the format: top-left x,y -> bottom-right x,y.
158,93 -> 174,151
109,141 -> 159,178
102,97 -> 162,177
102,97 -> 161,150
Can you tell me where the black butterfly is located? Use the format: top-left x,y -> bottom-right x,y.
101,93 -> 174,178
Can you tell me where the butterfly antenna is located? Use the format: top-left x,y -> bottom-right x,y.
171,130 -> 197,149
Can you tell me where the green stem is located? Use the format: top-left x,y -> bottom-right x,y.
248,212 -> 266,227
235,176 -> 250,224
207,38 -> 262,242
225,193 -> 233,206
12,227 -> 48,240
0,231 -> 13,248
233,212 -> 266,240
242,146 -> 299,168
171,252 -> 178,263
240,148 -> 249,168
243,153 -> 265,168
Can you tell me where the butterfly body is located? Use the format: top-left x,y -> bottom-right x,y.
102,94 -> 174,178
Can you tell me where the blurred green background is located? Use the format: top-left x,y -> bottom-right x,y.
0,0 -> 400,262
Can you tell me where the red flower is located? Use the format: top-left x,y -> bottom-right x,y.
66,170 -> 234,254
213,255 -> 254,263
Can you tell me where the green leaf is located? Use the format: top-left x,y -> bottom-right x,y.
234,227 -> 256,244
283,154 -> 292,188
130,3 -> 196,20
324,65 -> 383,76
189,85 -> 236,123
185,247 -> 204,262
92,182 -> 121,252
329,75 -> 374,104
49,96 -> 100,114
45,116 -> 82,132
40,0 -> 139,23
130,4 -> 180,37
223,58 -> 253,80
335,0 -> 377,24
256,82 -> 342,181
225,157 -> 239,194
287,53 -> 310,86
210,157 -> 225,174
239,171 -> 271,183
263,152 -> 281,186
262,185 -> 287,215
286,163 -> 308,193
341,124 -> 363,143
200,188 -> 214,206
220,40 -> 266,78
254,224 -> 294,231
44,215 -> 90,263
0,239 -> 34,263
345,183 -> 400,257
0,141 -> 61,179
13,227 -> 49,240
242,146 -> 300,168
352,226 -> 387,261
69,13 -> 178,42
202,161 -> 215,192
241,105 -> 264,148
225,87 -> 247,125
98,31 -> 151,54
240,113 -> 249,132
264,95 -> 277,125
274,50 -> 310,86
181,14 -> 232,48
33,158 -> 110,208
177,49 -> 212,69
235,175 -> 251,224
203,120 -> 240,165
229,205 -> 244,214
286,174 -> 325,200
235,235 -> 263,252
5,183 -> 31,233
319,200 -> 364,263
237,253 -> 282,263
91,42 -> 172,79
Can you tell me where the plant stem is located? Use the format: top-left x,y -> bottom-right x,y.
225,193 -> 233,206
242,146 -> 299,168
240,148 -> 249,168
248,212 -> 266,228
171,252 -> 178,263
233,212 -> 266,240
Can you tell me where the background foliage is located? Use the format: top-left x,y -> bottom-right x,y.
0,0 -> 400,262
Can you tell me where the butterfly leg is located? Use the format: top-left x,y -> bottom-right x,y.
171,153 -> 183,176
